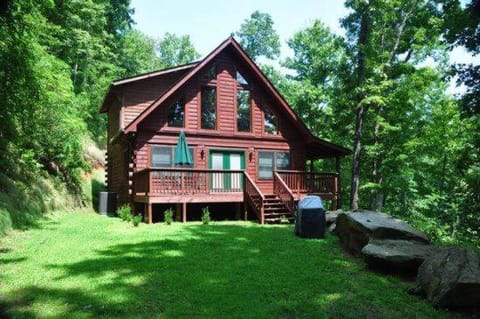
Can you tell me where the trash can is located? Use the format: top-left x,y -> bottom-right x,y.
295,195 -> 326,238
99,192 -> 117,216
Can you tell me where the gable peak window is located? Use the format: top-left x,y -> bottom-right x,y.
236,69 -> 248,86
201,86 -> 216,129
206,64 -> 217,82
167,99 -> 184,127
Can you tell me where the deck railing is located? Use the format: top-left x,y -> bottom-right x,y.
244,172 -> 265,224
133,168 -> 244,196
273,171 -> 295,214
276,170 -> 339,209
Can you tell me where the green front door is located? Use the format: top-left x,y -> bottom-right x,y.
209,151 -> 245,191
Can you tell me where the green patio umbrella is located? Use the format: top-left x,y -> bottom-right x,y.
174,130 -> 193,166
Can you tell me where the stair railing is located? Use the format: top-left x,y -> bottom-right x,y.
244,172 -> 265,224
273,171 -> 295,215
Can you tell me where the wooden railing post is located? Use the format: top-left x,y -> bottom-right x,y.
148,171 -> 152,195
334,174 -> 339,210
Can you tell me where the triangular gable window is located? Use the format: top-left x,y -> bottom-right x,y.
236,70 -> 248,86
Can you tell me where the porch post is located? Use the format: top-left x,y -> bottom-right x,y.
335,157 -> 341,209
182,202 -> 187,223
309,159 -> 314,173
147,203 -> 152,224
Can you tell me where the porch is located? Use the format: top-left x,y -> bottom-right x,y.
133,168 -> 340,224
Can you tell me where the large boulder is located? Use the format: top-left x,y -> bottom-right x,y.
412,247 -> 480,309
325,210 -> 342,225
335,211 -> 429,255
361,239 -> 438,274
325,210 -> 342,233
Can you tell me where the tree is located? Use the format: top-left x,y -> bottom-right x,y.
157,33 -> 200,68
341,0 -> 446,210
235,11 -> 280,60
119,29 -> 163,76
282,21 -> 349,138
444,0 -> 480,116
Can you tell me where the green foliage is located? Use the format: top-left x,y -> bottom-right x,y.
0,209 -> 13,237
235,11 -> 280,60
164,208 -> 174,225
0,171 -> 73,236
117,204 -> 133,222
275,2 -> 479,246
131,214 -> 142,227
157,33 -> 200,68
201,206 -> 211,225
119,29 -> 163,76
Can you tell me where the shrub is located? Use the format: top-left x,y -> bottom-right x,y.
117,204 -> 132,222
164,208 -> 174,225
201,206 -> 211,225
131,214 -> 142,227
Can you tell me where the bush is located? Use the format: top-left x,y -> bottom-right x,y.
0,208 -> 13,236
201,206 -> 211,225
131,214 -> 142,227
117,204 -> 132,222
164,208 -> 174,225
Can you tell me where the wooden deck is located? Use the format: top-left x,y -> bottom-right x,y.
133,168 -> 339,224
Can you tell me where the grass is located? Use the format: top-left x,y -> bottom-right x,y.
0,211 -> 458,319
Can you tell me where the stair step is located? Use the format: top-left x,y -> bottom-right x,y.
264,211 -> 294,217
264,217 -> 295,223
264,206 -> 287,212
263,198 -> 282,203
264,194 -> 278,198
263,202 -> 285,207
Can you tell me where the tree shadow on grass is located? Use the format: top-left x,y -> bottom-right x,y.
4,225 -> 453,319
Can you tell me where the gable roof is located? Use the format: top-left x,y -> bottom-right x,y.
99,61 -> 198,113
106,36 -> 350,158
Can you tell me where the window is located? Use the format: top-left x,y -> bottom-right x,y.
151,145 -> 194,167
206,64 -> 216,82
151,146 -> 173,167
258,152 -> 274,179
258,151 -> 290,179
167,100 -> 184,127
263,107 -> 278,135
237,90 -> 251,132
201,87 -> 216,129
236,70 -> 248,86
275,152 -> 290,170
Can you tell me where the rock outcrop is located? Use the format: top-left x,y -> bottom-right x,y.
361,239 -> 438,273
412,247 -> 480,309
335,211 -> 429,255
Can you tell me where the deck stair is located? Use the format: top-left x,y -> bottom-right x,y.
263,194 -> 295,223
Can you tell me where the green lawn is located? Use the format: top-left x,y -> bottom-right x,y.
0,211 -> 457,319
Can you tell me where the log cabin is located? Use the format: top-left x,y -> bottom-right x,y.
100,37 -> 350,224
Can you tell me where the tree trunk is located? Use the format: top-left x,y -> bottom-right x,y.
350,4 -> 370,210
351,106 -> 365,210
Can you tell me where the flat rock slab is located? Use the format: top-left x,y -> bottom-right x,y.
361,239 -> 438,274
413,247 -> 480,309
335,211 -> 429,255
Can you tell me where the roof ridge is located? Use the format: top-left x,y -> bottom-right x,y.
113,61 -> 199,86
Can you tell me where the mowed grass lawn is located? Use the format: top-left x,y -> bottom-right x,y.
0,211 -> 456,319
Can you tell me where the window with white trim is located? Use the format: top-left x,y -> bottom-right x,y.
150,145 -> 194,167
258,151 -> 290,179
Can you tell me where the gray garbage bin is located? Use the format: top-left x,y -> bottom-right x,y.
99,192 -> 117,216
295,195 -> 326,238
